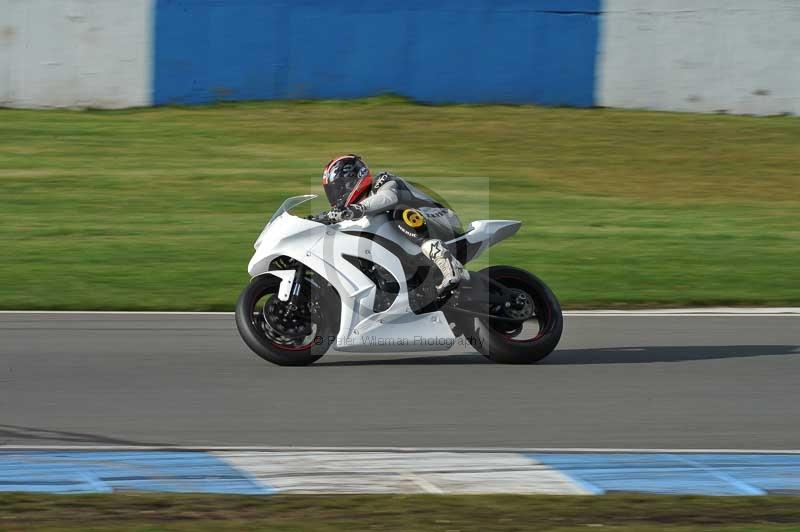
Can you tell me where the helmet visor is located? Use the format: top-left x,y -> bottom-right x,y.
323,174 -> 355,208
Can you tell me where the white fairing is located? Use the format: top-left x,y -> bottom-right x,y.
452,220 -> 521,261
247,196 -> 521,353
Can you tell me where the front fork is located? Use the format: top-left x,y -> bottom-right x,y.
270,267 -> 303,303
288,264 -> 306,309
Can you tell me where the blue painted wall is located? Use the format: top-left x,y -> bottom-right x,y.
153,0 -> 600,106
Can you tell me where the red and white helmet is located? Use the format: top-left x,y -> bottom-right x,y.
322,154 -> 372,208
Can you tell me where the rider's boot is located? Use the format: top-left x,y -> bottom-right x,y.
421,239 -> 470,293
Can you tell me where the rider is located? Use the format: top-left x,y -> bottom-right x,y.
321,154 -> 469,293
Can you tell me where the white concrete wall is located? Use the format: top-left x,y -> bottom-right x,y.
0,0 -> 152,108
2,0 -> 799,114
599,0 -> 800,115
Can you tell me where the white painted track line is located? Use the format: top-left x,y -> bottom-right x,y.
566,308 -> 800,316
2,445 -> 800,454
1,308 -> 799,317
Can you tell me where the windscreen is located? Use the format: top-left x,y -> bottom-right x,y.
268,195 -> 317,225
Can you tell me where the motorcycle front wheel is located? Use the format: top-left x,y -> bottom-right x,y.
465,265 -> 563,364
235,274 -> 339,366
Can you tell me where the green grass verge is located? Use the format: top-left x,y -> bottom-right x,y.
1,97 -> 798,310
2,493 -> 800,531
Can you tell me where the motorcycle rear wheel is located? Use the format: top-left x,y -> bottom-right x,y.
465,266 -> 563,364
235,274 -> 338,366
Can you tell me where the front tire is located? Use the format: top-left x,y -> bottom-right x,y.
466,266 -> 563,364
235,274 -> 338,366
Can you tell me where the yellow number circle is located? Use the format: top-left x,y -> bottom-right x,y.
402,209 -> 425,229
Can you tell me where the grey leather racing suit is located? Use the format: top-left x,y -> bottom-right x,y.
354,172 -> 469,292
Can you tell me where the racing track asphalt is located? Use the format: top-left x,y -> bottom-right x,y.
1,312 -> 799,449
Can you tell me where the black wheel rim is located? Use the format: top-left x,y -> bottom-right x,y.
489,275 -> 551,343
248,279 -> 320,352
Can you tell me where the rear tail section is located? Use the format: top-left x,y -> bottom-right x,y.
446,220 -> 521,264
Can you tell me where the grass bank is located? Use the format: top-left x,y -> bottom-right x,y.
1,97 -> 798,310
2,493 -> 800,531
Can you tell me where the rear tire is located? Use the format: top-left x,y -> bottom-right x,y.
465,266 -> 563,364
235,274 -> 338,366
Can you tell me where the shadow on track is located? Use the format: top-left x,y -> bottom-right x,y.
315,345 -> 799,366
0,424 -> 166,446
546,344 -> 799,365
316,354 -> 492,366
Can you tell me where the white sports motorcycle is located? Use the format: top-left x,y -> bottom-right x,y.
235,195 -> 563,365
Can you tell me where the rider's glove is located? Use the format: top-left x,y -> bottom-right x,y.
327,204 -> 366,223
326,207 -> 346,223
